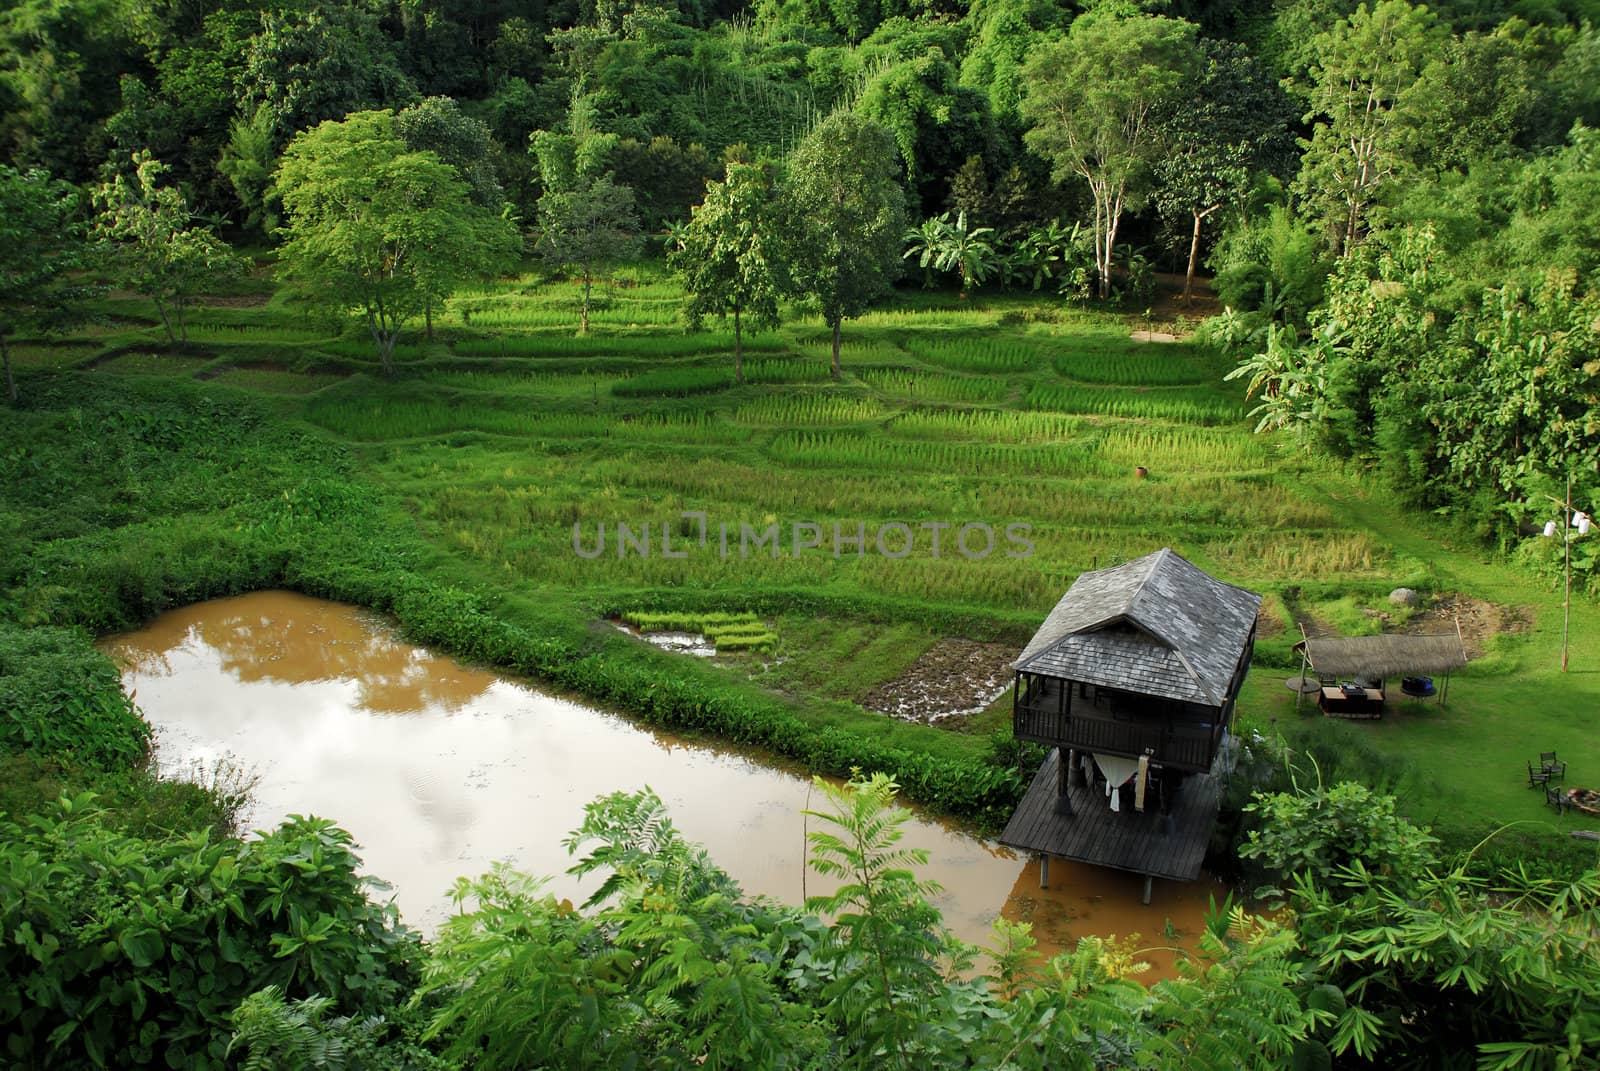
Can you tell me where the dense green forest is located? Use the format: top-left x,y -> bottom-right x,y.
4,0 -> 1600,1064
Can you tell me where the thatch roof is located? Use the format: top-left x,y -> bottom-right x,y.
1294,634 -> 1468,679
1015,548 -> 1262,706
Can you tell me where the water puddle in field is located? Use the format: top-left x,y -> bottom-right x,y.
103,591 -> 1225,978
610,620 -> 717,658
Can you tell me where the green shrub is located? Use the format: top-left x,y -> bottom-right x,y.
1240,780 -> 1439,898
0,626 -> 151,767
0,800 -> 418,1069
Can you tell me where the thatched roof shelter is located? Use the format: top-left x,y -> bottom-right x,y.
1294,634 -> 1467,680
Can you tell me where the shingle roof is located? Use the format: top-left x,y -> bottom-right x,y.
1014,548 -> 1262,706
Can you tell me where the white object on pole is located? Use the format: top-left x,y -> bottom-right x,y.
1576,512 -> 1592,536
1544,520 -> 1559,538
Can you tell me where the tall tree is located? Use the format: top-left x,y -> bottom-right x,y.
0,167 -> 97,405
536,174 -> 642,335
669,162 -> 788,384
217,106 -> 279,237
1021,11 -> 1198,300
1294,0 -> 1442,256
395,95 -> 505,210
275,110 -> 520,372
91,152 -> 243,345
1152,39 -> 1298,303
786,112 -> 907,381
239,4 -> 418,147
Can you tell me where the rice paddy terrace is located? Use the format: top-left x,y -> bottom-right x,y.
12,262 -> 1595,838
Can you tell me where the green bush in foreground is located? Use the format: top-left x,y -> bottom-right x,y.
412,777 -> 1327,1071
0,798 -> 419,1070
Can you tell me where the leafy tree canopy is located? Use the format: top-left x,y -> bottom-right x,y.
274,110 -> 520,371
669,160 -> 788,380
92,151 -> 245,346
786,111 -> 907,379
0,166 -> 98,405
1021,9 -> 1198,297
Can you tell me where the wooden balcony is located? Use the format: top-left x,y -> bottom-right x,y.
1013,677 -> 1222,772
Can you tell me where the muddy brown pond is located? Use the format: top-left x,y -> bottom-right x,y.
104,591 -> 1226,978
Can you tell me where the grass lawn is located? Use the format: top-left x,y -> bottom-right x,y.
9,260 -> 1597,844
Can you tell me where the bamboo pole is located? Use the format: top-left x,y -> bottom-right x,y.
1296,622 -> 1312,713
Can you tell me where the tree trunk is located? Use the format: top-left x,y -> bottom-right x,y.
1102,202 -> 1122,302
367,308 -> 395,375
1186,211 -> 1203,304
425,298 -> 434,341
1,330 -> 16,406
830,319 -> 841,382
176,296 -> 187,343
733,307 -> 743,385
153,294 -> 177,345
580,269 -> 592,335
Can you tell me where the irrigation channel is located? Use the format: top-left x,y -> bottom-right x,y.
104,591 -> 1225,978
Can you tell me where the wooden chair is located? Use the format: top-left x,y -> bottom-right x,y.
1528,761 -> 1552,789
1541,750 -> 1560,771
1547,785 -> 1573,816
1546,760 -> 1567,783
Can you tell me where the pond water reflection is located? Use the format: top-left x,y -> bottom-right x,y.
104,591 -> 1226,977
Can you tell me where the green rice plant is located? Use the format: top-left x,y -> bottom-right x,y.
821,306 -> 1000,329
765,430 -> 1116,478
1025,384 -> 1244,425
457,294 -> 685,329
210,366 -> 346,394
887,408 -> 1086,444
427,369 -> 594,393
318,340 -> 430,363
710,631 -> 778,652
452,333 -> 779,360
1203,530 -> 1390,578
904,337 -> 1045,373
180,321 -> 331,343
305,397 -> 585,441
792,338 -> 914,367
731,393 -> 887,426
624,610 -> 762,632
612,366 -> 733,397
1052,346 -> 1207,385
858,367 -> 1009,403
742,357 -> 834,385
5,343 -> 101,369
1096,425 -> 1270,473
70,316 -> 157,338
96,352 -> 211,376
624,610 -> 775,649
613,413 -> 750,445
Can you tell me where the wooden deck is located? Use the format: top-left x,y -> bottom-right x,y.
999,749 -> 1219,883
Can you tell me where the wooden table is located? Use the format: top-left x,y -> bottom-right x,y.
1319,686 -> 1384,719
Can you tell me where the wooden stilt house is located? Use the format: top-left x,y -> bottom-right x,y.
1000,548 -> 1262,901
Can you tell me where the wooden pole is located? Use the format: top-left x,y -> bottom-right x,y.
1142,875 -> 1153,905
1296,622 -> 1312,713
1563,474 -> 1572,673
1039,854 -> 1049,889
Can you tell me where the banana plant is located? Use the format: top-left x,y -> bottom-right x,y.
902,214 -> 953,289
931,210 -> 997,297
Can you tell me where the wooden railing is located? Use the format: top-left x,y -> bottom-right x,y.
1013,705 -> 1216,771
